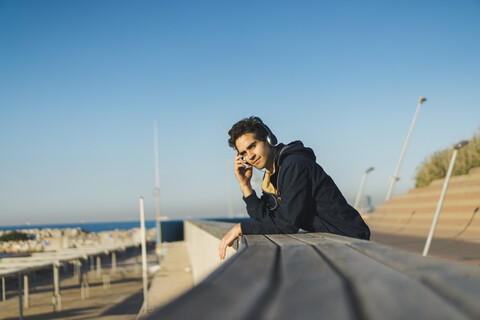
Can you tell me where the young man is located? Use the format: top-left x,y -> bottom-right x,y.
218,117 -> 370,259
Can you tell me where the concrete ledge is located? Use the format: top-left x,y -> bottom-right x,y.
184,220 -> 239,284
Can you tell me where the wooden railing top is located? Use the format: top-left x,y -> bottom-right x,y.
147,221 -> 480,320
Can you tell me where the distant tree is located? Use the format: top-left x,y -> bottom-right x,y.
0,231 -> 30,242
415,129 -> 480,188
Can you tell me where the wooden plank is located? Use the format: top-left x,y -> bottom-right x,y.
243,234 -> 278,247
348,239 -> 480,318
147,235 -> 279,320
264,235 -> 356,320
290,233 -> 470,320
147,227 -> 480,319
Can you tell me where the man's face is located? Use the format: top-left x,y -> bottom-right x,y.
235,133 -> 273,170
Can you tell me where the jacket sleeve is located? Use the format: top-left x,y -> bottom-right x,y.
240,162 -> 312,235
241,190 -> 272,220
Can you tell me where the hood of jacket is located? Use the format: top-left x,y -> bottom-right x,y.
275,141 -> 316,168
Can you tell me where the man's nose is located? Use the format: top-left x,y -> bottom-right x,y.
247,151 -> 255,160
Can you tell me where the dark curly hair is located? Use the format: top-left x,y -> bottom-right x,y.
228,116 -> 270,149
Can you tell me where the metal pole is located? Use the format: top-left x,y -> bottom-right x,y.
53,262 -> 62,311
77,260 -> 82,285
81,261 -> 90,300
18,273 -> 23,320
354,167 -> 374,210
154,121 -> 162,246
112,252 -> 117,271
386,97 -> 427,201
139,196 -> 149,313
23,274 -> 29,308
423,140 -> 469,256
96,256 -> 102,276
2,277 -> 5,301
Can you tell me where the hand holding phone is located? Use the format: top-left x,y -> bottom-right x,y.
234,152 -> 253,197
240,156 -> 250,168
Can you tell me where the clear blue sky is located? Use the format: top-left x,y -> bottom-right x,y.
1,0 -> 479,226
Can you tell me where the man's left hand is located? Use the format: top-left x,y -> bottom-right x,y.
218,223 -> 242,260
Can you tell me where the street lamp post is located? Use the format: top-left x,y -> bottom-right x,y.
153,121 -> 162,247
354,167 -> 375,210
139,197 -> 149,313
385,97 -> 427,201
422,140 -> 469,257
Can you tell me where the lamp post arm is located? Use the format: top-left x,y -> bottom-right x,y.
423,139 -> 468,256
354,167 -> 374,210
422,149 -> 458,256
385,97 -> 426,201
354,173 -> 368,209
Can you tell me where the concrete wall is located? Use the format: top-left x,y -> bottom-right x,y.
184,220 -> 238,285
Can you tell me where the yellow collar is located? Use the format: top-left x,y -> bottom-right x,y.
261,163 -> 278,195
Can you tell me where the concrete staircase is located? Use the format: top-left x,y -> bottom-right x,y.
367,167 -> 480,240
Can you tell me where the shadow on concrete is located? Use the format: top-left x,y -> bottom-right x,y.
100,288 -> 144,316
372,231 -> 480,264
1,306 -> 100,320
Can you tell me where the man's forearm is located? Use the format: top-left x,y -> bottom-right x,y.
240,184 -> 253,198
219,223 -> 242,259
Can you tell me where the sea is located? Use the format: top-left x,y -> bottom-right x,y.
0,217 -> 248,243
0,220 -> 162,233
0,220 -> 185,243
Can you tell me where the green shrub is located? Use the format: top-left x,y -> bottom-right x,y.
415,129 -> 480,188
0,231 -> 30,242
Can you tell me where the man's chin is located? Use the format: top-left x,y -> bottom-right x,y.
253,163 -> 264,170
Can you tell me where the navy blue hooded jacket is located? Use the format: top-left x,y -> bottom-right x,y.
240,141 -> 370,240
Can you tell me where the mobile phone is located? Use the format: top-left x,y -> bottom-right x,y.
240,157 -> 250,168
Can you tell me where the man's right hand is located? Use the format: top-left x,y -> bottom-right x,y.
234,152 -> 253,197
